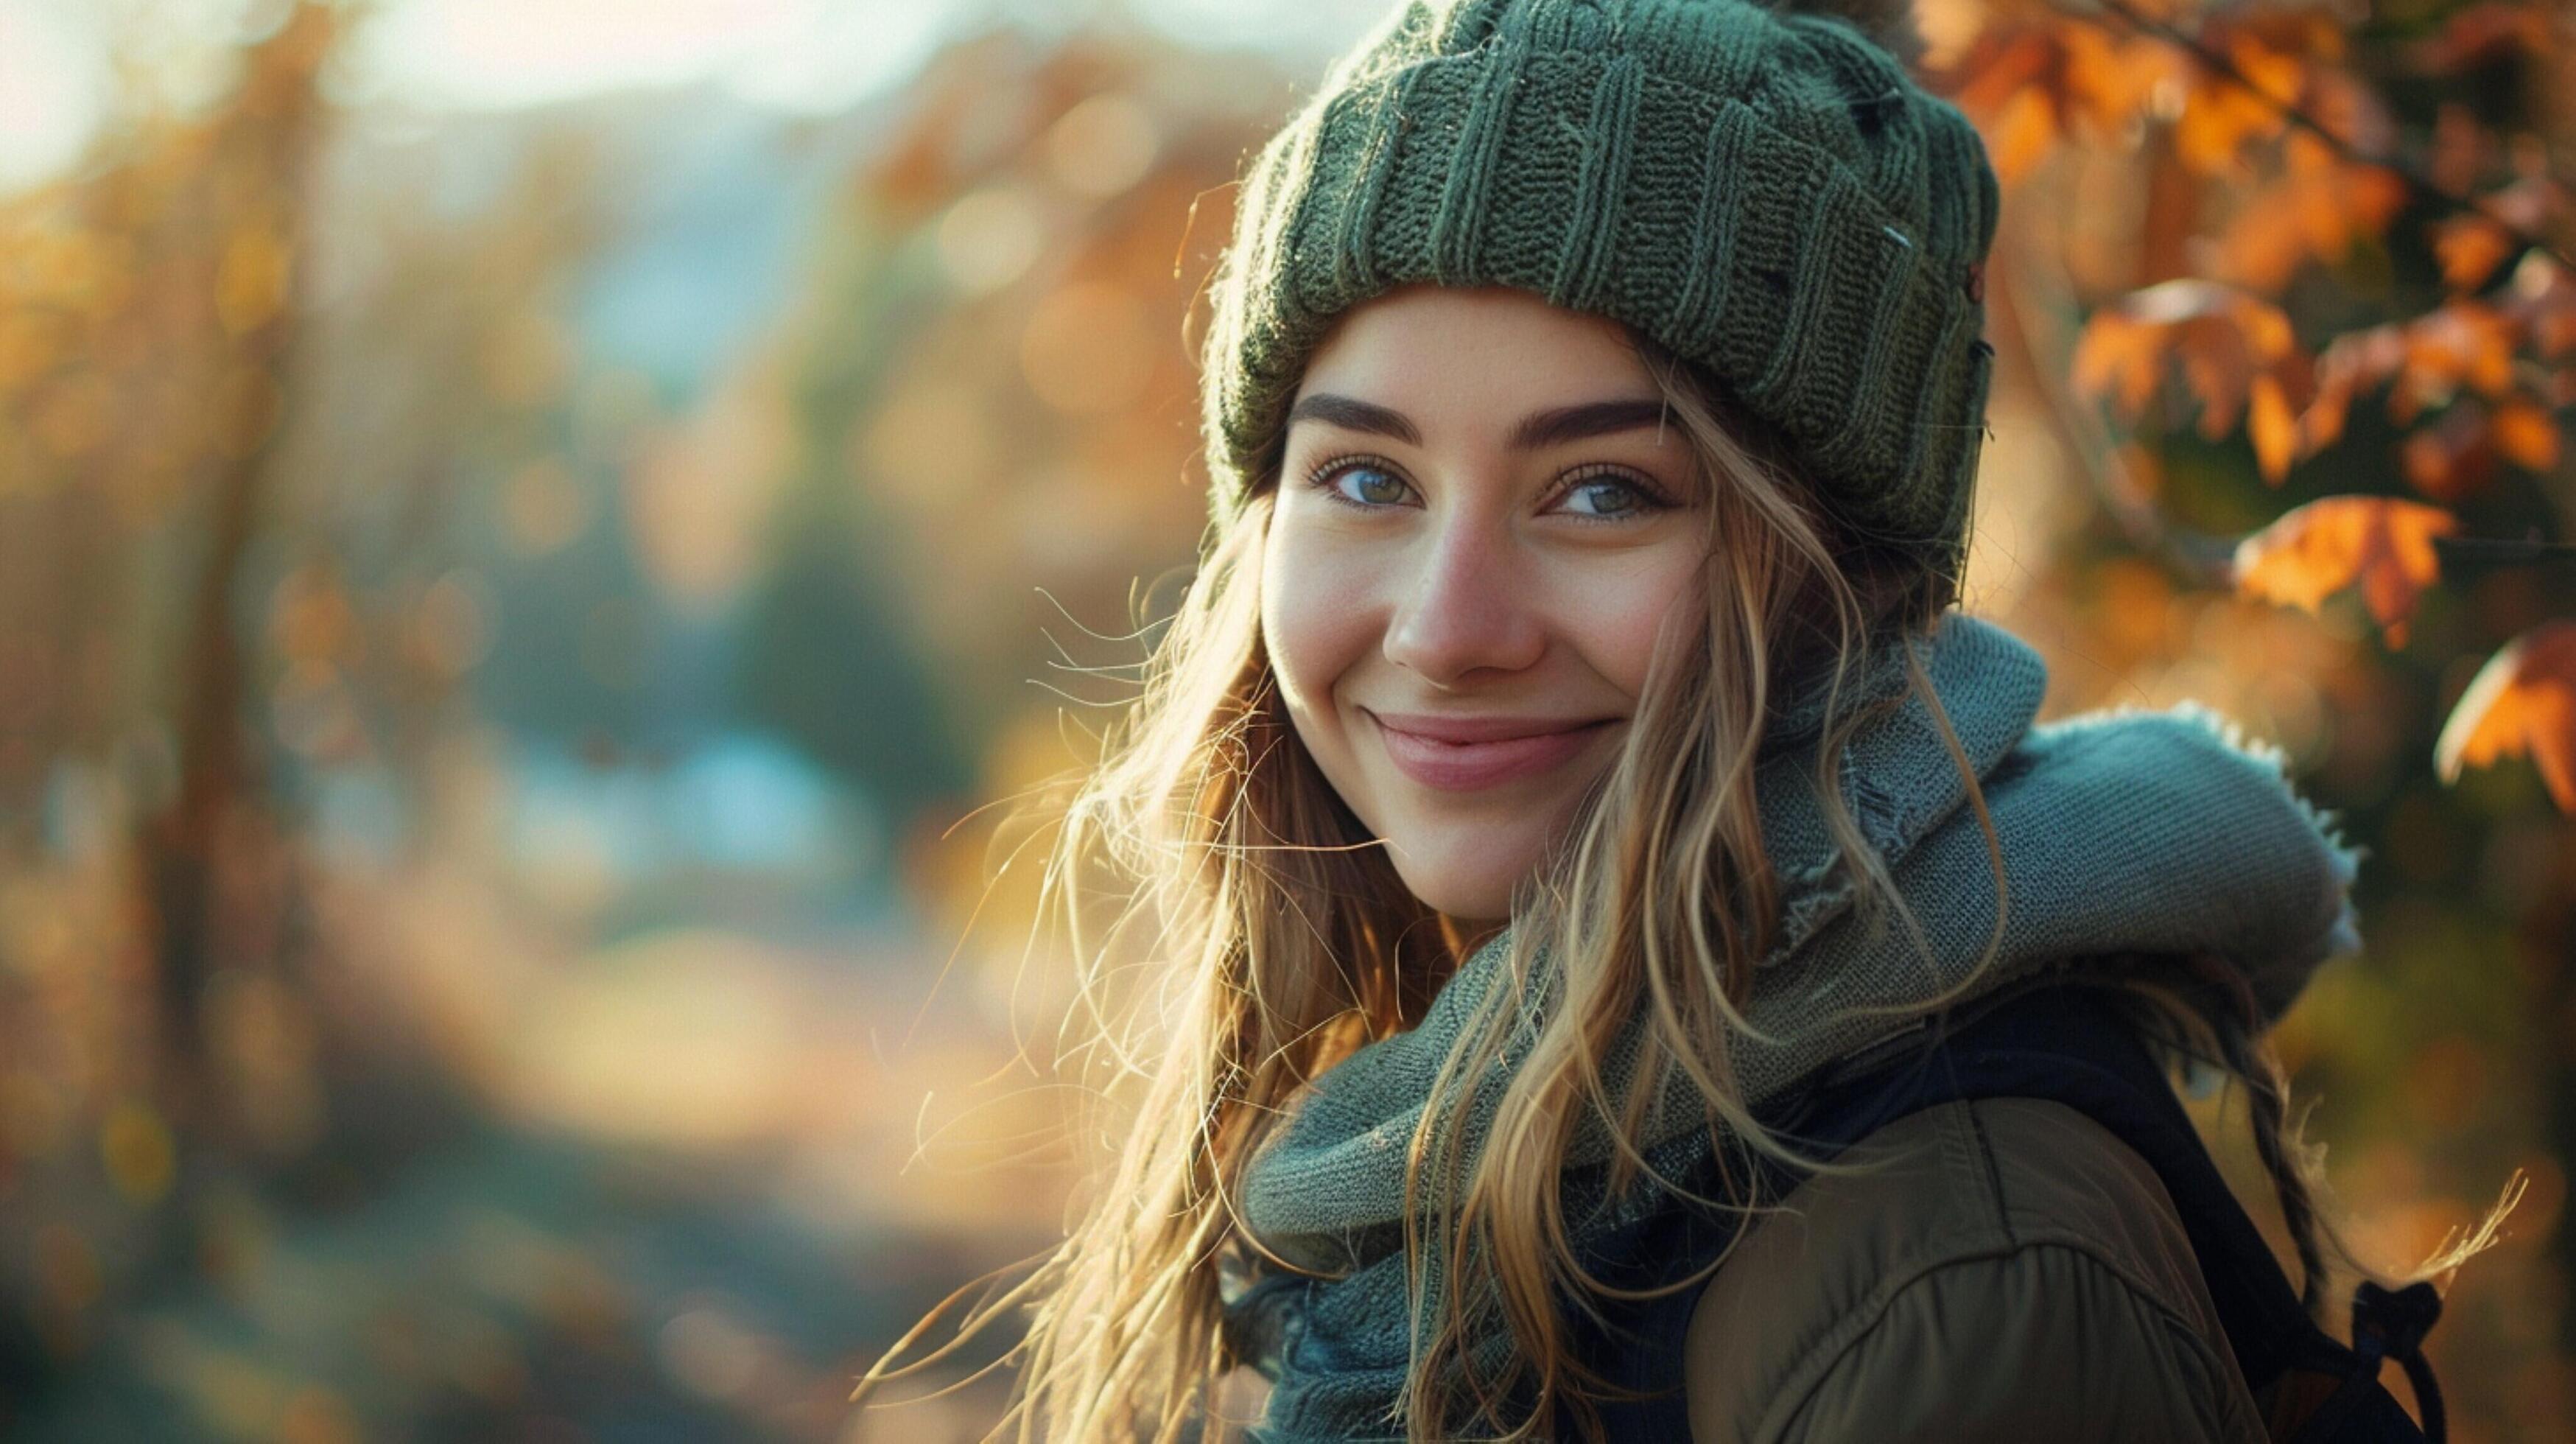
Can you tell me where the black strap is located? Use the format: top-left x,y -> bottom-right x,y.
2282,1280 -> 2447,1444
1569,981 -> 2441,1441
1765,982 -> 2330,1392
2360,1281 -> 2448,1441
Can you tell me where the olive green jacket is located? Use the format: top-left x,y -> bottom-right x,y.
1685,1096 -> 2275,1443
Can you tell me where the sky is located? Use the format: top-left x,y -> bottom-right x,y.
0,0 -> 1400,195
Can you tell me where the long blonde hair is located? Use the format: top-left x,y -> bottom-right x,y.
854,330 -> 2384,1441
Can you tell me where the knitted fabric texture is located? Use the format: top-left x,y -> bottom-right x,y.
1197,0 -> 2004,579
1218,611 -> 2367,1440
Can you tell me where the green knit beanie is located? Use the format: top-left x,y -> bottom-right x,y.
1198,0 -> 2001,580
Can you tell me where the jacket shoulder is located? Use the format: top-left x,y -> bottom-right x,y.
1682,1095 -> 2270,1443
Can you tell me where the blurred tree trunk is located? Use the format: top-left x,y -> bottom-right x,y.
137,4 -> 335,1130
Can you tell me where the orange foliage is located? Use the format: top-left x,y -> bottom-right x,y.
1945,8 -> 2365,188
2257,293 -> 2559,497
2246,371 -> 2295,481
2435,215 -> 2520,292
2489,398 -> 2562,472
2169,18 -> 2323,176
1962,0 -> 2572,530
1947,21 -> 2177,184
2072,279 -> 2317,477
2404,300 -> 2522,409
2209,127 -> 2408,292
2437,620 -> 2576,810
2398,400 -> 2502,502
2230,495 -> 2460,648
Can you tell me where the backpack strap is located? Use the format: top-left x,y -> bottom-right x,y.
1772,981 -> 2334,1386
1567,980 -> 2443,1443
2281,1278 -> 2447,1444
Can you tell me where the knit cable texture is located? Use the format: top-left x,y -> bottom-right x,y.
1198,0 -> 2004,579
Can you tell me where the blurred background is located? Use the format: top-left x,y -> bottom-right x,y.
0,0 -> 2570,1438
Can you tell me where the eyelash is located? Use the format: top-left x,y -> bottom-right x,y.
1299,452 -> 1677,522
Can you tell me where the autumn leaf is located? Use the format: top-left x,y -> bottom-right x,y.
2247,372 -> 2296,481
2205,89 -> 2405,296
2436,620 -> 2576,812
2433,214 -> 2516,292
1947,21 -> 2187,185
2400,400 -> 2501,502
2071,309 -> 2166,418
1949,24 -> 2057,119
1950,29 -> 2063,186
2490,397 -> 2561,470
2281,290 -> 2573,496
2058,24 -> 2176,138
2298,323 -> 2406,456
2169,21 -> 2318,176
2073,281 -> 2315,466
2212,157 -> 2407,295
2399,299 -> 2519,413
2231,494 -> 2461,648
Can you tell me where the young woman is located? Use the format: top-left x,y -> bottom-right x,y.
862,0 -> 2486,1439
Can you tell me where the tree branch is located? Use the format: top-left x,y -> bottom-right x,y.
2068,0 -> 2576,276
2432,531 -> 2576,569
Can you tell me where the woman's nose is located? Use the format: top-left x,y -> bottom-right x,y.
1380,514 -> 1545,687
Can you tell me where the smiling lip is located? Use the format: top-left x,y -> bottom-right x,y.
1365,710 -> 1619,792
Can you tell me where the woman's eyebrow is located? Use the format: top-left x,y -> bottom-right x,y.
1283,394 -> 1669,451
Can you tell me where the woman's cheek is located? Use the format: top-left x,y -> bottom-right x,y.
1261,515 -> 1384,750
1551,544 -> 1705,698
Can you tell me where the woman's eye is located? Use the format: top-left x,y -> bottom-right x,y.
1304,460 -> 1663,517
1323,463 -> 1412,508
1556,475 -> 1659,519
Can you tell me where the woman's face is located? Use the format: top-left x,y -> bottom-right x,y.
1261,283 -> 1712,928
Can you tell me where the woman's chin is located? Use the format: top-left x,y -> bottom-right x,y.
1389,847 -> 1542,930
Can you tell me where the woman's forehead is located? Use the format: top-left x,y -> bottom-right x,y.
1292,284 -> 1658,418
